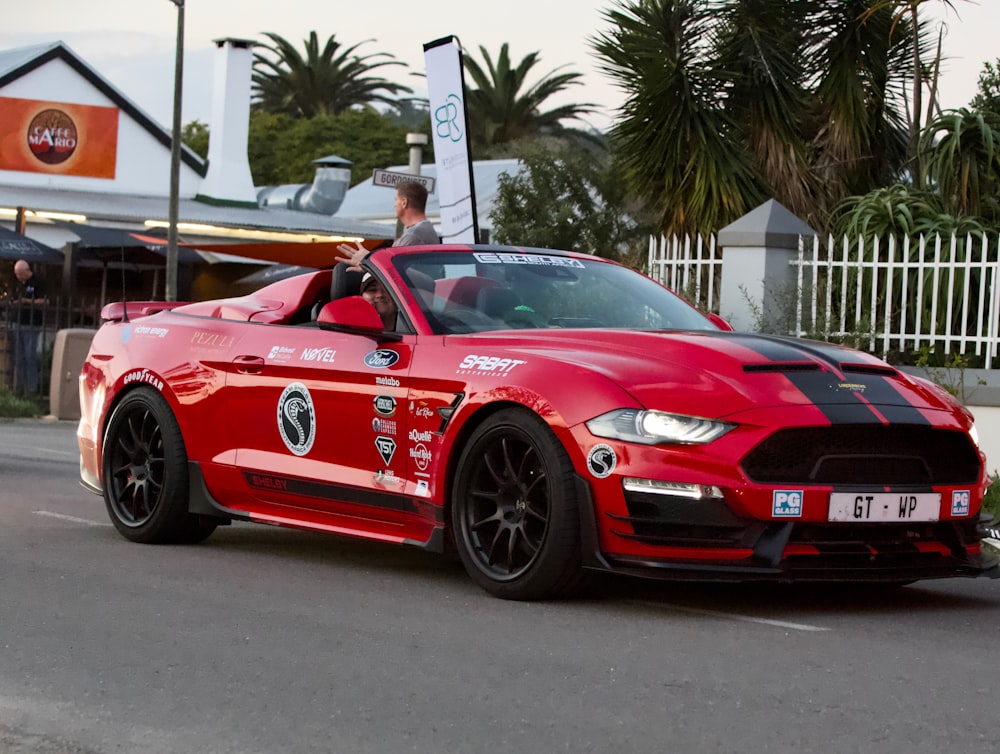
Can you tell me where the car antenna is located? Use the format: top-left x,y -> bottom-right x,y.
120,242 -> 129,323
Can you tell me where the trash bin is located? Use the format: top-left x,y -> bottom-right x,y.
49,328 -> 96,420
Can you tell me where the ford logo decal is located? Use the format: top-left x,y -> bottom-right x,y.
364,350 -> 400,369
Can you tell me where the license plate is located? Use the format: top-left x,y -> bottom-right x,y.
828,492 -> 940,522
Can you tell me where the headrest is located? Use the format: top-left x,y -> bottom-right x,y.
330,264 -> 364,301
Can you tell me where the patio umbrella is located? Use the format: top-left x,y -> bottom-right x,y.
0,227 -> 63,264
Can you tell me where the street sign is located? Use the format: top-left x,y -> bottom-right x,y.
371,168 -> 436,193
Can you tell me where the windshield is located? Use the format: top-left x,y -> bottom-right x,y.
393,250 -> 716,335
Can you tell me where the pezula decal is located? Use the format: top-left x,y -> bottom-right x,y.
277,382 -> 315,456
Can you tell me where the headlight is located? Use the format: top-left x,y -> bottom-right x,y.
586,409 -> 735,445
969,423 -> 980,447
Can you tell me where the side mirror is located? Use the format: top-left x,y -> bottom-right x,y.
706,312 -> 734,332
317,296 -> 385,334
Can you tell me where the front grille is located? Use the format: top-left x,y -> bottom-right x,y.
741,425 -> 980,485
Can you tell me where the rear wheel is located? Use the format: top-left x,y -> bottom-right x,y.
451,409 -> 581,600
102,387 -> 217,544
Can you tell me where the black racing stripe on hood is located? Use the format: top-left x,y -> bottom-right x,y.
839,374 -> 931,425
727,333 -> 931,426
779,370 -> 885,424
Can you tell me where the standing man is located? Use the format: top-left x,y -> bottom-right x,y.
11,259 -> 47,395
391,181 -> 439,247
337,181 -> 440,269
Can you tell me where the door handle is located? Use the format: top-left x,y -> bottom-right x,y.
233,355 -> 265,374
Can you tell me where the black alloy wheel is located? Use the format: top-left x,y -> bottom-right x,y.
103,387 -> 216,544
452,408 -> 581,600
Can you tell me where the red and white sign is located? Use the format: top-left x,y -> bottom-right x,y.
0,96 -> 119,178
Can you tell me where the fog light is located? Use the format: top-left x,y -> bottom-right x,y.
622,478 -> 724,500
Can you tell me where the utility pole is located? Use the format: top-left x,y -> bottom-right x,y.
166,0 -> 185,301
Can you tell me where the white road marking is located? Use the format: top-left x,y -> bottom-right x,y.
33,510 -> 111,527
4,445 -> 78,460
655,603 -> 831,632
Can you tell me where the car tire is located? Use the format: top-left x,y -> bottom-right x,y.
451,408 -> 582,600
102,387 -> 217,544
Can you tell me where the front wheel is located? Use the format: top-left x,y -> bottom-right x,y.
102,387 -> 217,544
451,409 -> 582,600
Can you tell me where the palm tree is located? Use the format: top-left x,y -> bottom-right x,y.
463,43 -> 597,151
592,0 -> 928,235
252,31 -> 412,118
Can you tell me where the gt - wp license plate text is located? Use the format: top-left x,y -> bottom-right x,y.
828,492 -> 940,522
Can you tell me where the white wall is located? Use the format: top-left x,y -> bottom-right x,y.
0,57 -> 203,196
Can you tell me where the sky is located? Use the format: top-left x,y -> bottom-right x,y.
2,0 -> 997,135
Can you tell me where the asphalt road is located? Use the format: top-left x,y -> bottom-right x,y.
2,419 -> 999,754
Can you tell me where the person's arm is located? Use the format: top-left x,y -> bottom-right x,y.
335,242 -> 368,272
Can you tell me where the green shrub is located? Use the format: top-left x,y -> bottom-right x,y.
0,385 -> 46,418
983,474 -> 1000,521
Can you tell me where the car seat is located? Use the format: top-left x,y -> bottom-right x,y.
476,287 -> 520,320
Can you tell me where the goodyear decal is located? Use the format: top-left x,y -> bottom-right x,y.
122,368 -> 163,391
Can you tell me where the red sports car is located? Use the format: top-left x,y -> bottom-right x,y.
77,244 -> 999,599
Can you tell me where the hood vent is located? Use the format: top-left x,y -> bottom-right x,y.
839,362 -> 899,377
743,362 -> 822,373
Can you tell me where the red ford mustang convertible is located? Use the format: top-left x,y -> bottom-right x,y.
77,244 -> 999,599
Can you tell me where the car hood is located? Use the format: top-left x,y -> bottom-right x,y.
462,329 -> 963,421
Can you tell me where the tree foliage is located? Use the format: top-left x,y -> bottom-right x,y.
247,110 -> 424,187
488,141 -> 651,262
970,59 -> 1000,115
592,0 -> 932,235
252,31 -> 412,118
463,44 -> 598,154
181,120 -> 209,158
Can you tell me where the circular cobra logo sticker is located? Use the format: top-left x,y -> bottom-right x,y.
277,382 -> 315,456
27,109 -> 78,165
586,444 -> 617,478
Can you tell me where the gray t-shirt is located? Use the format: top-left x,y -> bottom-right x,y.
393,219 -> 440,247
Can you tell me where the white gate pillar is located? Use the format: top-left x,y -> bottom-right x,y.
718,199 -> 817,332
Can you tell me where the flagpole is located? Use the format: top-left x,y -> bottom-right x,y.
166,0 -> 184,301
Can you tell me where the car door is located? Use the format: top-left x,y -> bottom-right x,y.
225,323 -> 413,529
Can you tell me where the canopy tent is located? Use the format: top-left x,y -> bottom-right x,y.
53,221 -> 206,304
54,222 -> 204,265
0,226 -> 63,264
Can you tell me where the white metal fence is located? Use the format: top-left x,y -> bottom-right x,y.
647,231 -> 1000,368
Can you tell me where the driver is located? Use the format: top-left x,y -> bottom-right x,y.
360,272 -> 398,330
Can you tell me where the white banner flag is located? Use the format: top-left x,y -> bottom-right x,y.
423,36 -> 479,244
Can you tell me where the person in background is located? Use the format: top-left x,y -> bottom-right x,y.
11,259 -> 47,395
390,181 -> 439,247
336,181 -> 440,268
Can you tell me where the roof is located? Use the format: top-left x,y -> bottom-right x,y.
336,159 -> 523,229
0,41 -> 206,176
0,184 -> 395,239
